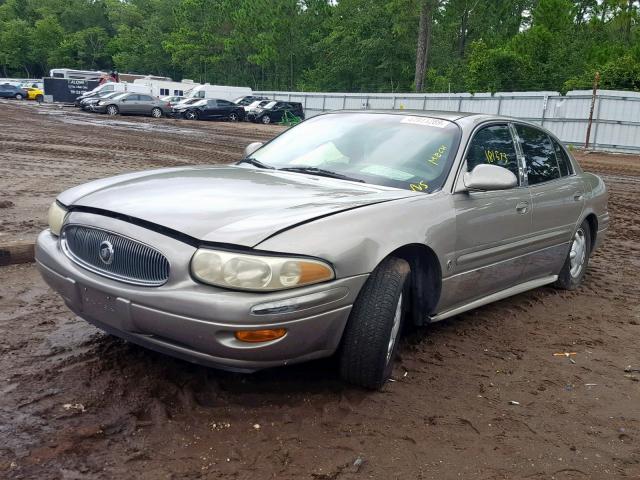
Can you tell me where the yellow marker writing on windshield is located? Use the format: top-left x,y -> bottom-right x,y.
410,180 -> 428,191
428,145 -> 447,166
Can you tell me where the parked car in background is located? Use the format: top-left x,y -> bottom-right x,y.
248,101 -> 304,124
36,111 -> 608,389
91,92 -> 170,118
24,86 -> 44,102
173,98 -> 245,121
233,95 -> 268,106
160,95 -> 186,107
80,91 -> 123,110
0,84 -> 28,100
244,100 -> 271,114
187,84 -> 252,102
75,82 -> 151,106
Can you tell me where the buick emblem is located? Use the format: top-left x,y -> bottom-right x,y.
99,240 -> 114,265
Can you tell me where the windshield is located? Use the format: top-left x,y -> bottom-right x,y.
249,113 -> 460,193
262,101 -> 277,109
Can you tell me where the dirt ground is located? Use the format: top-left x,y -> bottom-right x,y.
0,100 -> 639,480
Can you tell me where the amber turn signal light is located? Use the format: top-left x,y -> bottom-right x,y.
235,328 -> 287,343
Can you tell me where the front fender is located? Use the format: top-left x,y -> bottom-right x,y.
255,192 -> 455,279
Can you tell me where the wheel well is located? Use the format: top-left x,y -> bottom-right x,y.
584,213 -> 598,252
389,244 -> 441,326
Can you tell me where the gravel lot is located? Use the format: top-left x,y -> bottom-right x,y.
0,100 -> 639,479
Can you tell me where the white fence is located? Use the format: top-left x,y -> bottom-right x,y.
255,90 -> 640,153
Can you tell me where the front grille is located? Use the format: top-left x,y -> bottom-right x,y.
62,225 -> 170,286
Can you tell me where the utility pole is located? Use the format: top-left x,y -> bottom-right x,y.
585,71 -> 600,149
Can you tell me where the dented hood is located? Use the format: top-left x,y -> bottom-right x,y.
59,166 -> 415,247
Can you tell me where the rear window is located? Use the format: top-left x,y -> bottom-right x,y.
515,124 -> 560,185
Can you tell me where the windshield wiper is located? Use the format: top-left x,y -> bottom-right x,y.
237,157 -> 274,169
278,166 -> 365,183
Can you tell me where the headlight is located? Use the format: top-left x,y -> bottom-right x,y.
191,249 -> 334,291
47,201 -> 68,236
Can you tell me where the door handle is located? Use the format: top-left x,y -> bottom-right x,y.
516,201 -> 529,214
573,191 -> 584,201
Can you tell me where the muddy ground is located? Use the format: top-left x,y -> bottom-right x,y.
0,100 -> 639,479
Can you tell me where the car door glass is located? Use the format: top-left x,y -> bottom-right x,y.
207,100 -> 217,108
551,138 -> 573,176
139,95 -> 152,102
466,124 -> 519,180
125,94 -> 138,101
515,125 -> 560,185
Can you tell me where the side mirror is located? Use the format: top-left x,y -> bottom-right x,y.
244,142 -> 263,157
463,164 -> 518,191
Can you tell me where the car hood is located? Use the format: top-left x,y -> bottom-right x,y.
59,166 -> 416,247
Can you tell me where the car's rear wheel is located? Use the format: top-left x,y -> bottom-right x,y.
15,93 -> 23,100
185,110 -> 199,120
339,256 -> 410,389
261,115 -> 271,124
228,112 -> 239,122
106,105 -> 119,116
554,220 -> 591,290
151,107 -> 163,118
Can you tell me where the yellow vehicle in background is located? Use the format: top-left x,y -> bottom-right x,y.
24,87 -> 44,102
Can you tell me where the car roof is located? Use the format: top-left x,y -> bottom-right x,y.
320,109 -> 539,128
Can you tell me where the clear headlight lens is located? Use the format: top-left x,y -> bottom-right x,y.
47,201 -> 67,236
191,249 -> 334,291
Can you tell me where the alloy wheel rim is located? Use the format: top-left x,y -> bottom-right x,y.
386,293 -> 403,364
569,228 -> 586,278
262,116 -> 270,124
152,108 -> 161,117
107,106 -> 117,115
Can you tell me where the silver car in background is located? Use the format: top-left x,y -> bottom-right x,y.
36,111 -> 608,389
91,92 -> 171,118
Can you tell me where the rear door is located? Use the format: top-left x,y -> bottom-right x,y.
203,100 -> 219,119
515,124 -> 585,279
443,123 -> 533,310
137,94 -> 155,115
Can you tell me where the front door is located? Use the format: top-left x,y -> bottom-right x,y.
514,124 -> 585,279
441,123 -> 532,311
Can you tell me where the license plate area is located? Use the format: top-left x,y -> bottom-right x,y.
80,285 -> 131,330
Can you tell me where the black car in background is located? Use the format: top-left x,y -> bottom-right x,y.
248,101 -> 305,124
233,95 -> 268,106
0,84 -> 28,100
173,98 -> 245,121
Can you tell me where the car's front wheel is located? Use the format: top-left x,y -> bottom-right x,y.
228,112 -> 239,122
184,110 -> 199,120
15,93 -> 23,100
339,256 -> 410,389
555,220 -> 591,290
261,115 -> 271,124
106,105 -> 119,116
151,107 -> 163,118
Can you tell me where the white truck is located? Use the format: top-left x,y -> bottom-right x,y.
187,83 -> 252,102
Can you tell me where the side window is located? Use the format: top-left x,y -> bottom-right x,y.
139,95 -> 153,102
551,138 -> 573,177
218,100 -> 233,106
515,125 -> 560,185
207,99 -> 217,107
127,94 -> 139,101
466,124 -> 519,179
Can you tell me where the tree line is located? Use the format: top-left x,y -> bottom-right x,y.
0,0 -> 638,93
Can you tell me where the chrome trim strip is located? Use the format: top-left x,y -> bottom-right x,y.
431,274 -> 557,322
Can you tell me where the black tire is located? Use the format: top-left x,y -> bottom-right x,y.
339,256 -> 410,389
106,105 -> 119,116
261,115 -> 271,124
228,112 -> 239,122
15,93 -> 23,100
554,220 -> 591,290
184,110 -> 199,120
151,107 -> 163,118
35,94 -> 43,103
